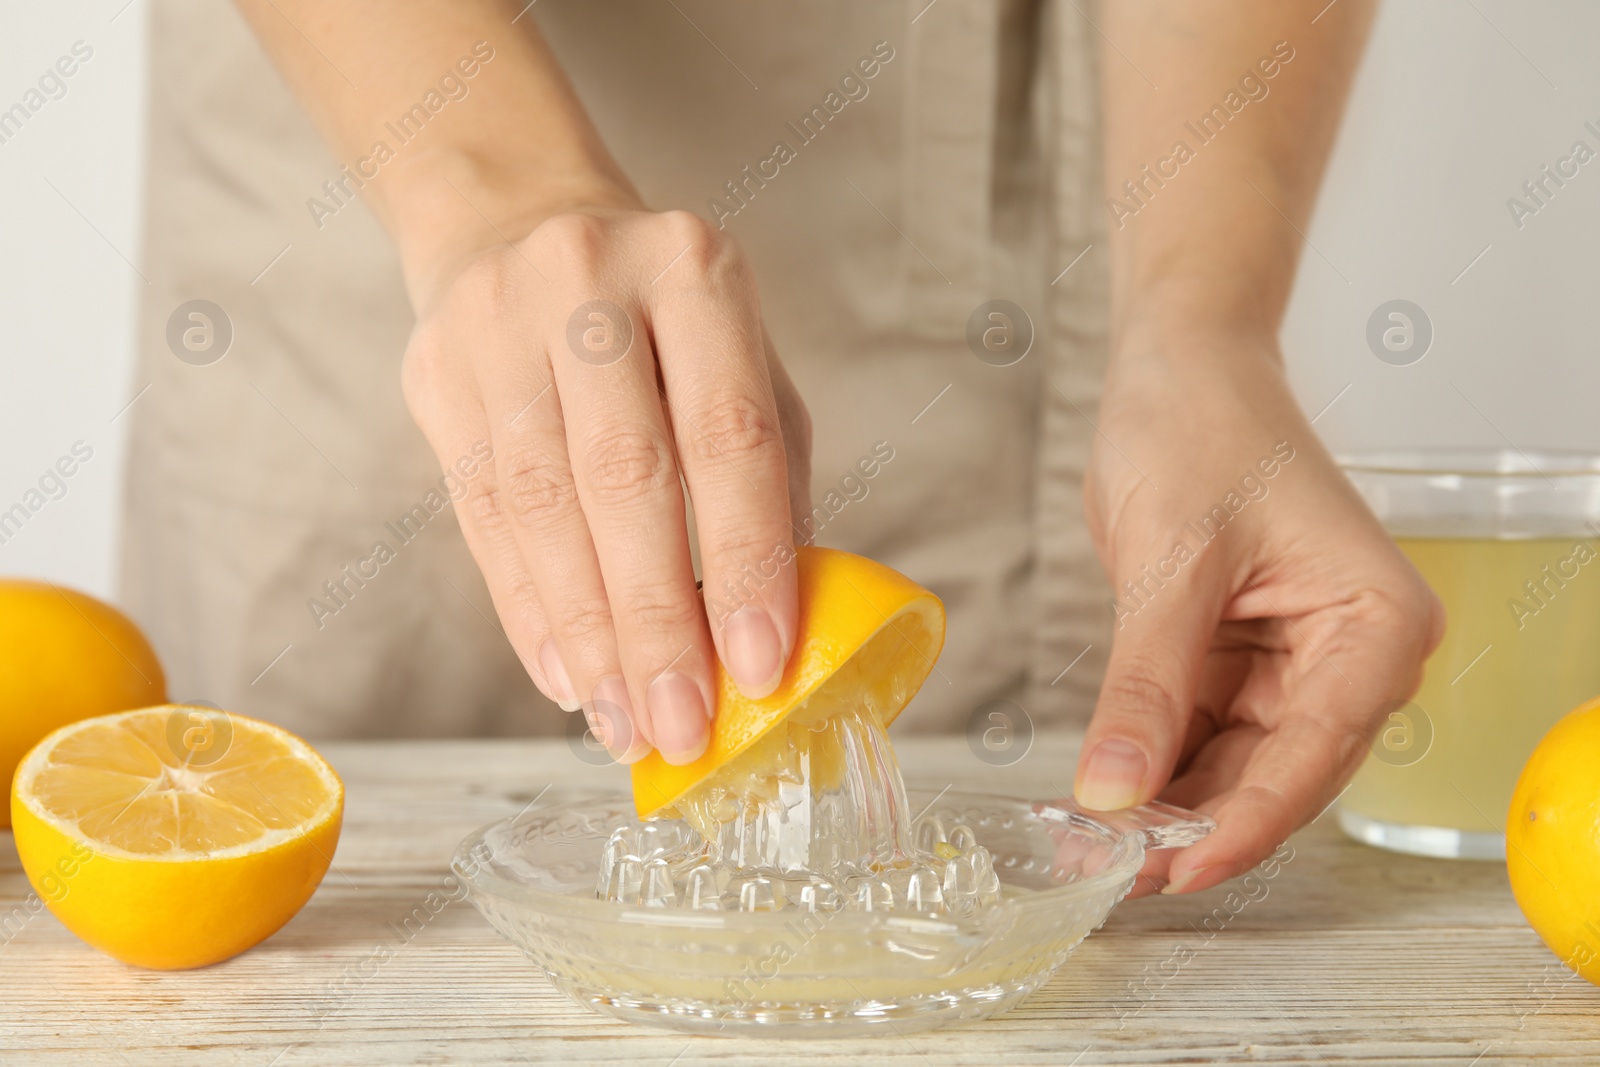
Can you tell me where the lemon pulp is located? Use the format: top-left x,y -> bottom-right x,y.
666,616 -> 924,849
599,619 -> 1000,914
25,708 -> 338,857
607,550 -> 992,914
11,707 -> 344,969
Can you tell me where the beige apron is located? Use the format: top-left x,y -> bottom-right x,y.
122,0 -> 1112,739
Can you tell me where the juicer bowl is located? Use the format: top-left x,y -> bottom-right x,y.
452,787 -> 1212,1037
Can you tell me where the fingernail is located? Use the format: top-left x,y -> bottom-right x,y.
722,606 -> 784,698
1162,864 -> 1220,895
1075,739 -> 1148,811
648,670 -> 709,765
585,707 -> 650,765
539,640 -> 580,712
587,675 -> 638,760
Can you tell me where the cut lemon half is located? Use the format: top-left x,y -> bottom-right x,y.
631,546 -> 944,819
10,706 -> 343,970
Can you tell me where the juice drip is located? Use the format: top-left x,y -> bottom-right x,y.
597,697 -> 1001,915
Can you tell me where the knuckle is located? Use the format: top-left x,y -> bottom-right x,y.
399,359 -> 436,430
555,594 -> 615,647
453,253 -> 527,320
400,329 -> 450,426
618,587 -> 702,638
1363,578 -> 1439,638
1100,661 -> 1183,721
686,393 -> 782,466
660,209 -> 741,281
500,574 -> 545,616
463,484 -> 509,531
502,449 -> 579,522
1369,577 -> 1448,660
1420,585 -> 1447,650
700,528 -> 787,571
584,429 -> 672,501
661,209 -> 717,254
1407,577 -> 1445,629
529,212 -> 609,279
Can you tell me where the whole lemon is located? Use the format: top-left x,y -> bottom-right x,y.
0,579 -> 166,827
1507,695 -> 1600,985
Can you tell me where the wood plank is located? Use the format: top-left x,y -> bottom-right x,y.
0,735 -> 1596,1065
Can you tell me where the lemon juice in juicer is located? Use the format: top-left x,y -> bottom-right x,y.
455,547 -> 1214,1035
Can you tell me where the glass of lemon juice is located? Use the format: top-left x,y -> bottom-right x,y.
1338,450 -> 1600,860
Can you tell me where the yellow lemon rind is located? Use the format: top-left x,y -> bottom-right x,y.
9,706 -> 344,970
0,580 -> 167,830
9,794 -> 343,970
630,547 -> 945,819
1506,697 -> 1600,987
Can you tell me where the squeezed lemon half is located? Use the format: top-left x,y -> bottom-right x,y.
631,547 -> 944,830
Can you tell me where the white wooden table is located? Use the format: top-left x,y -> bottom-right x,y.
2,733 -> 1596,1065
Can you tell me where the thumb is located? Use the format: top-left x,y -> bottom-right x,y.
1075,557 -> 1226,811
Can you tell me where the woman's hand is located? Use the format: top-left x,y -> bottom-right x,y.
1073,328 -> 1443,895
402,205 -> 812,765
232,2 -> 811,765
1084,0 -> 1393,896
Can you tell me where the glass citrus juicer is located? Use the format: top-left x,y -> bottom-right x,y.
454,548 -> 1213,1036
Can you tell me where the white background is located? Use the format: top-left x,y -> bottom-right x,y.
2,1 -> 1598,600
0,1 -> 145,598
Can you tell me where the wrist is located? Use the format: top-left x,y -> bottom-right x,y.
1111,272 -> 1286,360
381,143 -> 643,308
1100,307 -> 1298,435
1109,304 -> 1283,385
